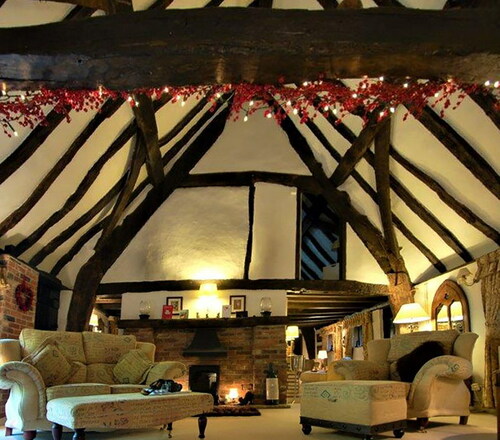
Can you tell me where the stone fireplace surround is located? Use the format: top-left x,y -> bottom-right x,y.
122,323 -> 287,404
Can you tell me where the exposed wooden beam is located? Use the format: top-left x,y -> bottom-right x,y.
390,146 -> 500,245
98,279 -> 389,295
444,0 -> 498,8
330,110 -> 383,187
417,107 -> 500,199
64,6 -> 96,20
374,117 -> 405,271
205,0 -> 225,5
29,176 -> 126,267
67,102 -> 233,331
373,0 -> 403,6
133,94 -> 163,188
12,121 -> 136,257
0,110 -> 66,186
49,0 -> 132,13
1,8 -> 498,89
248,0 -> 273,7
469,91 -> 500,130
0,99 -> 123,237
317,0 -> 339,8
148,0 -> 175,9
278,113 -> 394,274
243,184 -> 255,279
95,136 -> 145,251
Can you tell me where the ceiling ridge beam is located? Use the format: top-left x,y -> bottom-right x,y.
1,8 -> 498,88
390,145 -> 499,245
307,117 -> 446,273
417,106 -> 500,199
67,99 -> 233,331
0,98 -> 123,237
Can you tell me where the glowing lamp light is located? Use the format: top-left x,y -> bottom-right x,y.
286,325 -> 299,341
317,350 -> 327,360
199,282 -> 218,293
89,314 -> 99,327
393,303 -> 429,332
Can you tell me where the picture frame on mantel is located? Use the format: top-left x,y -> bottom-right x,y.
230,295 -> 246,315
166,297 -> 183,315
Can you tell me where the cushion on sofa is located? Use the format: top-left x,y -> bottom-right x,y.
387,330 -> 458,362
20,329 -> 85,363
145,361 -> 188,383
82,332 -> 136,364
65,362 -> 87,384
86,363 -> 117,384
23,338 -> 75,387
113,349 -> 153,384
46,383 -> 111,401
396,341 -> 445,382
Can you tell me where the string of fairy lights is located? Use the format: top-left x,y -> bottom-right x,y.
0,76 -> 498,137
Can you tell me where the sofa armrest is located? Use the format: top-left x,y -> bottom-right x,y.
328,360 -> 390,381
0,361 -> 47,420
145,361 -> 187,384
408,355 -> 472,409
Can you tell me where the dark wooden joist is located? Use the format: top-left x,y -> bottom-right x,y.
469,91 -> 500,130
390,146 -> 499,245
243,184 -> 255,279
374,117 -> 405,272
205,0 -> 225,6
98,278 -> 388,295
95,137 -> 145,251
67,102 -> 233,331
303,241 -> 329,272
445,0 -> 498,7
248,0 -> 273,7
1,8 -> 499,90
373,0 -> 403,6
64,6 -> 96,20
303,233 -> 335,266
417,107 -> 500,199
0,99 -> 123,237
148,0 -> 175,9
12,121 -> 136,257
278,113 -> 395,274
305,118 -> 446,273
49,0 -> 132,13
317,0 -> 339,8
365,148 -> 474,263
330,110 -> 383,187
0,110 -> 67,186
29,177 -> 126,267
133,94 -> 163,188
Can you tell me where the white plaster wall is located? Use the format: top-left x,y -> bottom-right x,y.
249,183 -> 297,279
105,187 -> 249,282
121,289 -> 287,319
57,289 -> 72,331
345,224 -> 387,284
413,261 -> 485,386
192,109 -> 310,175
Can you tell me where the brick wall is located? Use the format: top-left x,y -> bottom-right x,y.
0,254 -> 39,419
125,325 -> 288,404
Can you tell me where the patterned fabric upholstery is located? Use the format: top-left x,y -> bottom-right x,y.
110,384 -> 145,394
301,381 -> 409,426
387,330 -> 458,362
20,329 -> 85,363
86,364 -> 117,384
82,332 -> 136,364
46,392 -> 213,430
145,361 -> 188,384
47,384 -> 111,401
65,362 -> 87,384
328,360 -> 390,381
113,350 -> 153,384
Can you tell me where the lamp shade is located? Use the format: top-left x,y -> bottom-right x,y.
286,325 -> 299,340
317,350 -> 328,360
89,313 -> 99,327
393,303 -> 429,324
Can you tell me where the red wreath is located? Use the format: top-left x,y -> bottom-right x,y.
15,281 -> 34,312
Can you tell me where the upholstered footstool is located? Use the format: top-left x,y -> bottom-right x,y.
300,380 -> 409,440
47,391 -> 213,440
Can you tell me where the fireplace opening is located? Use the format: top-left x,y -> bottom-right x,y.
189,365 -> 220,405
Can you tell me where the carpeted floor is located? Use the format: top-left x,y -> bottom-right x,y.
203,405 -> 261,417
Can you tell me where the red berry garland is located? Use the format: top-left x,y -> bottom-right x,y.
15,281 -> 34,312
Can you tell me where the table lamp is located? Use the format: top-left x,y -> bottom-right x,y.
393,303 -> 429,332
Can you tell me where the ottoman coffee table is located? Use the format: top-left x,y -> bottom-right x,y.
46,391 -> 213,440
300,380 -> 408,440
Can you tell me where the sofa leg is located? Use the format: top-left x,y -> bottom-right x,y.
167,422 -> 173,438
5,427 -> 13,436
459,416 -> 469,425
23,431 -> 36,440
73,428 -> 85,440
52,423 -> 63,440
417,418 -> 429,431
198,415 -> 207,439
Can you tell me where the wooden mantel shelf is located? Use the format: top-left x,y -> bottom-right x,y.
118,316 -> 290,329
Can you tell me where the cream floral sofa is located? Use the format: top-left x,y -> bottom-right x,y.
324,330 -> 478,429
0,329 -> 187,439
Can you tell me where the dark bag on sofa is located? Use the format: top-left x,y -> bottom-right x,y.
141,379 -> 183,395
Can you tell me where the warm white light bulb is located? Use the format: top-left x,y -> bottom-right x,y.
390,107 -> 395,113
13,130 -> 18,137
286,100 -> 291,106
243,115 -> 248,122
434,92 -> 440,98
127,96 -> 133,102
332,108 -> 337,115
164,87 -> 169,93
379,76 -> 384,81
293,108 -> 298,115
352,93 -> 358,98
249,100 -> 254,107
494,81 -> 499,88
303,81 -> 309,87
403,83 -> 409,88
216,93 -> 221,98
379,111 -> 385,117
484,80 -> 491,86
266,112 -> 272,119
323,105 -> 329,111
